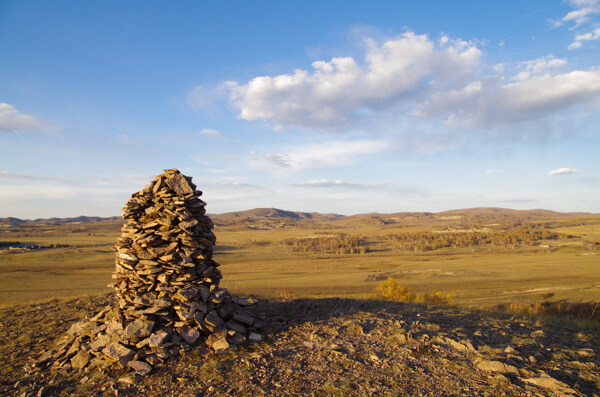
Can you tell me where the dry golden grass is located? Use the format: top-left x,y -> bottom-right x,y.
1,212 -> 600,309
497,300 -> 600,323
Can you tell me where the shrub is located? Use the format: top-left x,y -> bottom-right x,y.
374,277 -> 415,302
373,277 -> 453,306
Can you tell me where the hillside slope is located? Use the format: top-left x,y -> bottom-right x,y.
2,295 -> 597,396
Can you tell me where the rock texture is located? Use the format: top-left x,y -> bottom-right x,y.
36,169 -> 264,375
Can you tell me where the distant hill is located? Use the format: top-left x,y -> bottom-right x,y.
1,207 -> 592,227
210,208 -> 344,222
0,217 -> 29,227
438,207 -> 568,217
37,216 -> 122,224
0,216 -> 121,226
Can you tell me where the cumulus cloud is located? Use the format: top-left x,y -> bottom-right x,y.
548,167 -> 581,175
228,32 -> 481,130
289,179 -> 390,189
0,103 -> 50,133
515,55 -> 567,81
569,27 -> 600,49
220,31 -> 600,132
560,0 -> 600,28
249,139 -> 388,172
200,128 -> 221,135
556,0 -> 600,49
421,69 -> 600,128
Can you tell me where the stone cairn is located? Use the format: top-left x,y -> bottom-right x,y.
35,169 -> 264,376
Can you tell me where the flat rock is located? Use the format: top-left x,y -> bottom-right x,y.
225,320 -> 247,334
227,333 -> 246,345
577,348 -> 594,357
166,173 -> 194,195
174,288 -> 199,302
521,375 -> 579,396
102,343 -> 135,367
233,309 -> 255,326
148,331 -> 170,348
437,337 -> 477,353
89,334 -> 111,351
70,350 -> 90,369
178,326 -> 200,344
476,360 -> 519,375
248,333 -> 262,342
128,360 -> 152,376
206,330 -> 229,351
125,319 -> 155,340
205,310 -> 223,329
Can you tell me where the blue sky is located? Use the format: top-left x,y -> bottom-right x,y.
1,0 -> 599,218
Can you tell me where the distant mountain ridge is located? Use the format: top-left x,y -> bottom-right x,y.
0,215 -> 121,226
1,207 -> 592,226
209,207 -> 344,222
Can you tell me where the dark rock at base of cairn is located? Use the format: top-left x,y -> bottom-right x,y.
34,169 -> 265,375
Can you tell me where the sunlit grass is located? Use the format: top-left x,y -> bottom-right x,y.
1,214 -> 599,308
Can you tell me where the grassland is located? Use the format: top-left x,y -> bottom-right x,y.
2,209 -> 600,396
1,209 -> 599,309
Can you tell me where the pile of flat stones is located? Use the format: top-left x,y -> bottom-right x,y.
35,169 -> 264,376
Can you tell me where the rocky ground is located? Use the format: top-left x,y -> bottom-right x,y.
1,294 -> 598,396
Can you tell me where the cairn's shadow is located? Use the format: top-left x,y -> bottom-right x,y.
248,297 -> 600,395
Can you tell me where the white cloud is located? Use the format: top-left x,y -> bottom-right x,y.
569,27 -> 600,49
249,139 -> 388,172
548,167 -> 581,175
187,84 -> 229,109
289,179 -> 390,189
561,0 -> 600,28
0,170 -> 38,180
0,103 -> 50,133
228,32 -> 481,130
220,32 -> 600,133
200,128 -> 221,135
493,63 -> 504,72
557,0 -> 600,49
421,69 -> 600,128
497,197 -> 538,203
485,169 -> 500,174
516,55 -> 567,80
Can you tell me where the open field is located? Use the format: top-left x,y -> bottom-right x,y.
2,209 -> 600,396
1,209 -> 599,309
